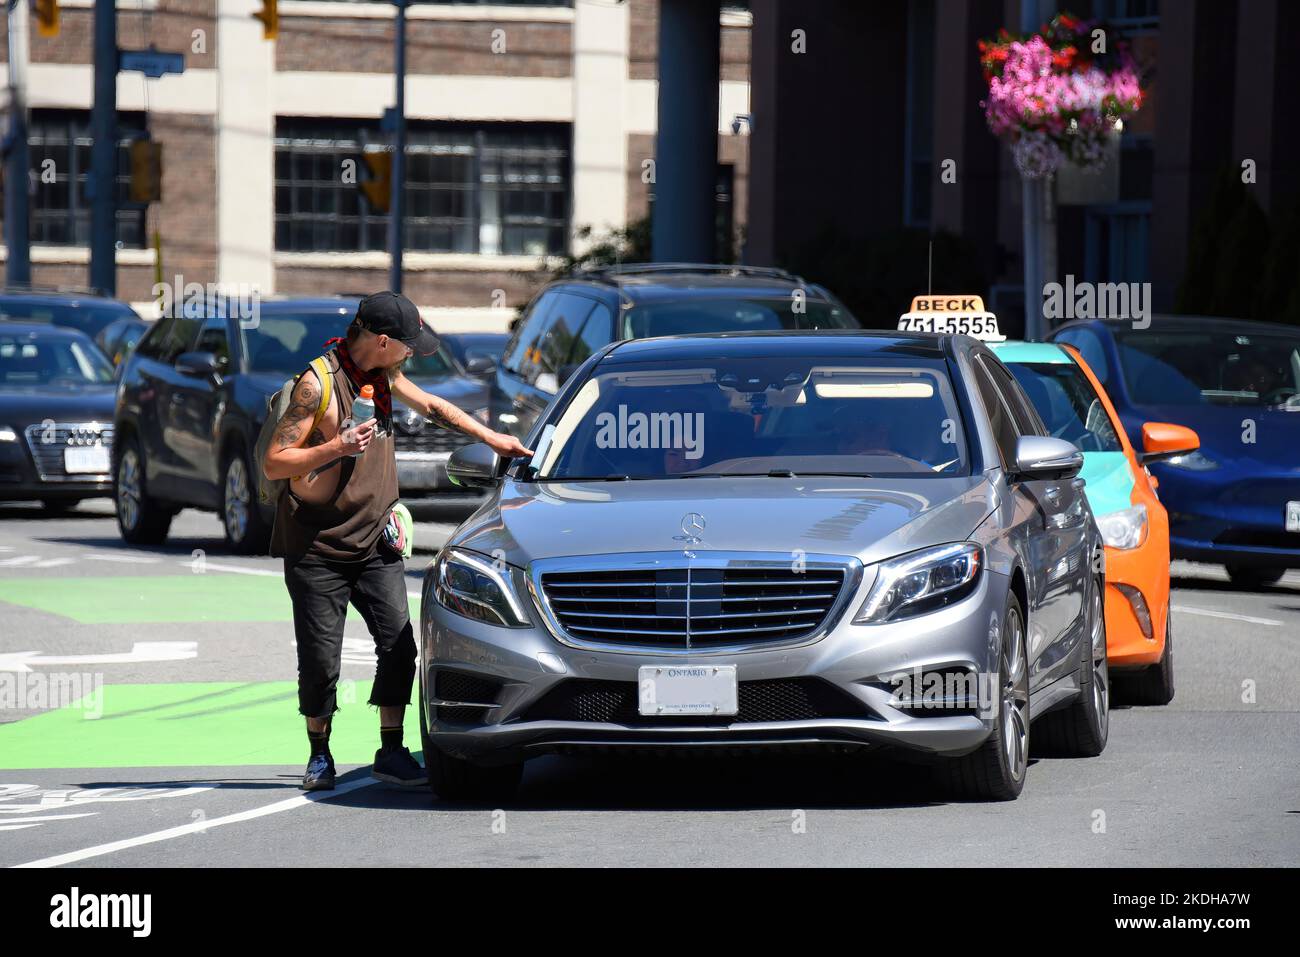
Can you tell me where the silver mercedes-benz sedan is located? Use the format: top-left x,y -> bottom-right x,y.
419,331 -> 1108,802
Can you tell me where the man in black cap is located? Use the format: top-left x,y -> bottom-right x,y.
263,291 -> 531,791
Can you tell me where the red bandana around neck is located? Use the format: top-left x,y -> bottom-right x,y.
323,337 -> 393,420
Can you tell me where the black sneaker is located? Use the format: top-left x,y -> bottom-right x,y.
371,746 -> 428,787
302,753 -> 336,791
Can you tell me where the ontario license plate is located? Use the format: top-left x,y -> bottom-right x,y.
638,664 -> 738,716
1287,501 -> 1300,533
64,446 -> 109,474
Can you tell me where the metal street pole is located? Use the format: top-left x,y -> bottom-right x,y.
90,0 -> 118,295
387,0 -> 407,294
4,0 -> 32,286
1019,0 -> 1054,341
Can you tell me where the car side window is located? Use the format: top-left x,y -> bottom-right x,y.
983,356 -> 1046,437
538,293 -> 598,378
973,360 -> 1019,467
503,293 -> 558,380
195,316 -> 231,369
567,300 -> 614,367
138,315 -> 201,364
1055,328 -> 1110,384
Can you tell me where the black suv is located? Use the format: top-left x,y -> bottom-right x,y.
112,297 -> 488,554
491,264 -> 860,438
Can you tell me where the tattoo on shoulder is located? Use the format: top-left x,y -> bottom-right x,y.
274,374 -> 321,448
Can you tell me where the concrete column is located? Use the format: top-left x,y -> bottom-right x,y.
217,0 -> 275,292
571,0 -> 629,252
652,0 -> 721,263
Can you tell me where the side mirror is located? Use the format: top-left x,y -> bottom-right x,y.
447,443 -> 502,489
176,351 -> 221,378
465,355 -> 496,376
1140,422 -> 1199,464
1013,435 -> 1084,480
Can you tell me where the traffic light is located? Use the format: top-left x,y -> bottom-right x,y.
129,139 -> 163,204
253,0 -> 278,40
358,150 -> 392,214
35,0 -> 60,38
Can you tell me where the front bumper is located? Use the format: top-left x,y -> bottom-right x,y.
1102,542 -> 1166,669
420,565 -> 1008,766
1154,465 -> 1300,568
0,438 -> 112,501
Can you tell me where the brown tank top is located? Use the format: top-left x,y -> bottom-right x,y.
271,350 -> 399,562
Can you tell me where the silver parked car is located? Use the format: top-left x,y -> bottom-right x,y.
420,331 -> 1108,802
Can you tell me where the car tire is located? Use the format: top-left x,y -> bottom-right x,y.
114,434 -> 172,545
221,444 -> 271,555
419,692 -> 522,803
1033,576 -> 1109,757
938,590 -> 1029,801
1122,613 -> 1175,706
1225,564 -> 1286,588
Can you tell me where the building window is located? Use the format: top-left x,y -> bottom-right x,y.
24,109 -> 148,249
1093,0 -> 1159,32
274,119 -> 570,256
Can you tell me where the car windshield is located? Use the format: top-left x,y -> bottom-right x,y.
622,298 -> 857,338
241,311 -> 351,374
1005,361 -> 1121,453
404,347 -> 457,378
1114,327 -> 1300,409
531,354 -> 969,480
0,300 -> 137,340
0,332 -> 116,386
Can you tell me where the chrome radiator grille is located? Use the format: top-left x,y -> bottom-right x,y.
536,555 -> 856,653
23,423 -> 114,482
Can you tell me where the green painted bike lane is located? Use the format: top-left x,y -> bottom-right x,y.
0,573 -> 422,769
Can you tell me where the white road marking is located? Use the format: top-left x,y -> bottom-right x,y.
1173,605 -> 1283,627
14,777 -> 379,868
84,554 -> 161,564
0,813 -> 99,828
0,555 -> 38,567
0,641 -> 198,673
194,561 -> 281,578
32,558 -> 77,568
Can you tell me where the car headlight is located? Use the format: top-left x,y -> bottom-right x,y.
1097,504 -> 1148,550
1164,450 -> 1217,471
854,543 -> 982,624
433,547 -> 531,628
0,426 -> 17,442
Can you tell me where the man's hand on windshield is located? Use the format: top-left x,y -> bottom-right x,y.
486,431 -> 533,459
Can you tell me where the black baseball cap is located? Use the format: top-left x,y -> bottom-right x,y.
354,291 -> 439,356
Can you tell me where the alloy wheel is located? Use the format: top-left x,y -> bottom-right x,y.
117,447 -> 141,532
224,456 -> 250,544
1090,581 -> 1109,737
1001,609 -> 1029,782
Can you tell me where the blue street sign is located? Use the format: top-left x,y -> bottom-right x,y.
119,48 -> 186,80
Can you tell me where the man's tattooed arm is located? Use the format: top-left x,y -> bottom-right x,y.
262,370 -> 346,481
391,370 -> 534,458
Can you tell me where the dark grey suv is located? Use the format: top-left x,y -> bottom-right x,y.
491,264 -> 860,440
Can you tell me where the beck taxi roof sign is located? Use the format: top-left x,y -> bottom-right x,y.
898,294 -> 1005,342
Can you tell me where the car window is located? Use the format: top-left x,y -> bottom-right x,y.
195,316 -> 231,369
1054,327 -> 1110,384
240,311 -> 350,375
567,301 -> 614,367
982,356 -> 1045,437
148,314 -> 202,365
972,360 -> 1018,466
534,354 -> 969,479
503,293 -> 558,379
0,299 -> 135,341
1006,361 -> 1122,452
536,293 -> 597,385
0,331 -> 116,385
622,298 -> 856,338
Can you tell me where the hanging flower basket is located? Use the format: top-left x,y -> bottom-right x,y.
979,13 -> 1144,180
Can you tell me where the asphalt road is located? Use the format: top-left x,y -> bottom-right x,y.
0,499 -> 1297,867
